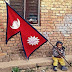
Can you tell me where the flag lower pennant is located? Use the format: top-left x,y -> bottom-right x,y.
6,2 -> 48,59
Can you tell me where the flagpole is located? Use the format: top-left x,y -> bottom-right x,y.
4,0 -> 6,3
48,40 -> 54,47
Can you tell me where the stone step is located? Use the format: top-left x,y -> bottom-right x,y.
0,55 -> 72,72
0,57 -> 52,69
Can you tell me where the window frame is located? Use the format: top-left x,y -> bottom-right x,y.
24,0 -> 40,26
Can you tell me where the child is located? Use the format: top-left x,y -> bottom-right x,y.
52,41 -> 67,71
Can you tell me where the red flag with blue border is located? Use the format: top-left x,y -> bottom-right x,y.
6,2 -> 48,59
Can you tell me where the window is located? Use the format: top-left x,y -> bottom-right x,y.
10,0 -> 40,26
24,0 -> 40,25
10,0 -> 24,17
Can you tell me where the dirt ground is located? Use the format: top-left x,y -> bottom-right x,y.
45,67 -> 72,72
20,66 -> 72,72
37,66 -> 72,72
0,66 -> 72,72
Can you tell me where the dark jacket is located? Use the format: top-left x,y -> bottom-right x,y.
53,46 -> 65,58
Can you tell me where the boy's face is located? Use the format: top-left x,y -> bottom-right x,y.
57,43 -> 62,49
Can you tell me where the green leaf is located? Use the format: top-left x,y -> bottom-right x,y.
12,67 -> 20,72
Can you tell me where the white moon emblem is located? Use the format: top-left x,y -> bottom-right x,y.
10,18 -> 20,29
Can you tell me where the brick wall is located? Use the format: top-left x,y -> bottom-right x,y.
39,0 -> 72,56
0,0 -> 72,62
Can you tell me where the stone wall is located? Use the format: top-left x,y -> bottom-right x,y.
0,0 -> 72,62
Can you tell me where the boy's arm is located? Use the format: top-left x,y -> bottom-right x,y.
62,46 -> 65,57
53,46 -> 59,57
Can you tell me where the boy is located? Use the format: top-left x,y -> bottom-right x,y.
52,41 -> 67,71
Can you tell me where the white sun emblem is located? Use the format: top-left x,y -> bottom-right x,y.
27,36 -> 40,46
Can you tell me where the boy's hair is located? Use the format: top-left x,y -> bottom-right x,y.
56,41 -> 63,46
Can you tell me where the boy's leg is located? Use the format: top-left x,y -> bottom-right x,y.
58,58 -> 65,66
52,57 -> 58,71
53,57 -> 58,66
59,58 -> 67,71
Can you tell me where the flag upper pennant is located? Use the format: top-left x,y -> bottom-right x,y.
6,3 -> 20,42
6,3 -> 48,59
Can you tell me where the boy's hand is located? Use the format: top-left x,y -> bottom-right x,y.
55,47 -> 64,58
62,56 -> 65,58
